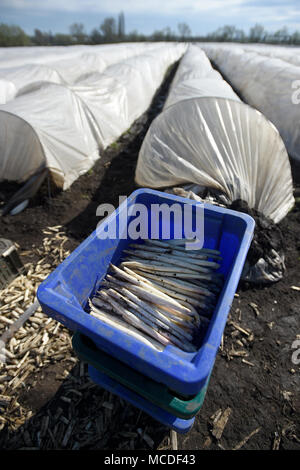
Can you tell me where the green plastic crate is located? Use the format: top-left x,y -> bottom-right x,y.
72,332 -> 210,420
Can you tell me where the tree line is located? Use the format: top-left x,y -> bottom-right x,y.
0,14 -> 299,47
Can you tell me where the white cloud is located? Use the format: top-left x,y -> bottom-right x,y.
1,0 -> 299,33
0,0 -> 247,15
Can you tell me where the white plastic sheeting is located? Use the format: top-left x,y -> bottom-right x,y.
73,45 -> 186,148
135,45 -> 294,224
0,43 -> 186,190
164,45 -> 240,108
0,43 -> 150,69
201,44 -> 300,162
0,64 -> 65,103
242,44 -> 300,68
0,82 -> 99,188
0,45 -> 83,69
0,78 -> 16,104
0,43 -> 167,103
49,43 -> 163,85
200,42 -> 300,68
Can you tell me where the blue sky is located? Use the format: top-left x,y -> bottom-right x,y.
0,0 -> 299,36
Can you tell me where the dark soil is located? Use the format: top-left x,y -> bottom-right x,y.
0,61 -> 299,451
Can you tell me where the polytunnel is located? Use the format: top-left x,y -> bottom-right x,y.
135,45 -> 295,283
48,43 -> 159,85
201,44 -> 300,163
0,43 -> 186,214
241,43 -> 300,68
0,43 -> 168,97
72,44 -> 186,148
0,64 -> 65,103
0,44 -> 86,69
0,81 -> 100,190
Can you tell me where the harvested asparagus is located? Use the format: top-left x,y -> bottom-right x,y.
89,300 -> 163,351
145,239 -> 221,256
128,272 -> 208,307
107,286 -> 194,343
104,275 -> 195,323
121,267 -> 208,308
127,268 -> 215,298
87,239 -> 223,353
123,249 -> 220,270
97,290 -> 172,347
99,288 -> 196,352
110,265 -> 196,316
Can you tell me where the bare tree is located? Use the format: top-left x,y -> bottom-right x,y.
273,26 -> 289,43
249,23 -> 266,42
69,23 -> 86,44
100,17 -> 117,42
208,25 -> 245,42
177,22 -> 191,40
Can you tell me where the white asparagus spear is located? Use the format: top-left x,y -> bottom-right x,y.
121,259 -> 211,275
146,279 -> 210,310
107,283 -> 195,339
129,243 -> 165,253
101,289 -> 195,352
88,300 -> 163,350
109,265 -> 196,316
123,266 -> 203,301
124,266 -> 215,282
103,275 -> 194,323
107,287 -> 194,343
110,262 -> 207,296
162,239 -> 221,255
129,243 -> 218,261
149,284 -> 212,323
108,290 -> 196,351
92,296 -> 114,311
110,262 -> 203,307
169,248 -> 221,261
126,268 -> 202,304
131,269 -> 214,297
123,250 -> 220,271
107,288 -> 177,337
145,239 -> 222,258
166,245 -> 222,260
109,265 -> 193,309
144,240 -> 173,248
98,290 -> 172,346
124,267 -> 210,309
109,263 -> 139,285
121,283 -> 196,317
152,306 -> 196,329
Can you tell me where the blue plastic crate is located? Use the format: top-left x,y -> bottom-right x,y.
88,365 -> 195,434
37,188 -> 255,395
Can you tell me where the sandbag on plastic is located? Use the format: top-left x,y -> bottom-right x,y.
135,45 -> 295,283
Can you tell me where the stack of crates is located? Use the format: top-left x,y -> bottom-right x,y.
38,189 -> 254,434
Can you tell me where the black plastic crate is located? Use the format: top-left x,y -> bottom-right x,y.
0,238 -> 26,290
